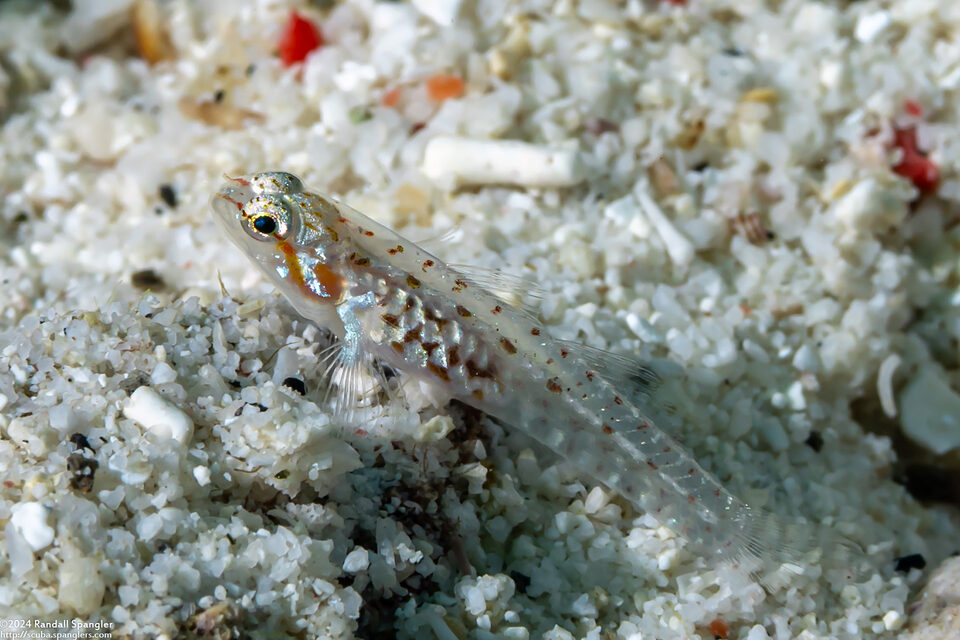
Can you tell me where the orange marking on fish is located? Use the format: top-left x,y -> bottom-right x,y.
311,262 -> 344,301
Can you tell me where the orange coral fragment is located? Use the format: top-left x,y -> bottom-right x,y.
382,87 -> 401,107
426,74 -> 465,102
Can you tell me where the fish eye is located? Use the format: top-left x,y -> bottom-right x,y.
251,215 -> 277,235
241,195 -> 293,241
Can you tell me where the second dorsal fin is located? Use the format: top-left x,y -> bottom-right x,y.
447,264 -> 545,321
556,340 -> 664,401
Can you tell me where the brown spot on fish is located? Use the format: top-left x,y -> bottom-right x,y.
447,346 -> 461,367
390,341 -> 403,354
546,377 -> 562,393
713,489 -> 721,497
325,226 -> 339,242
404,297 -> 416,311
381,313 -> 400,328
466,360 -> 495,380
637,423 -> 648,430
472,389 -> 484,400
585,371 -> 594,381
427,361 -> 450,381
422,341 -> 439,354
491,305 -> 502,314
560,350 -> 568,358
663,446 -> 671,453
531,328 -> 541,336
338,216 -> 348,223
602,424 -> 613,435
614,396 -> 623,405
354,256 -> 371,267
687,495 -> 696,504
423,307 -> 449,328
455,305 -> 472,317
646,460 -> 658,471
453,278 -> 467,292
407,275 -> 421,288
499,338 -> 517,354
546,359 -> 554,365
403,328 -> 420,343
688,468 -> 696,475
363,230 -> 375,237
422,259 -> 435,271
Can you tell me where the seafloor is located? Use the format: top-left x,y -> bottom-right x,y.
1,1 -> 959,639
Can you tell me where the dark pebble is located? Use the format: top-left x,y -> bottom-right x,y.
158,183 -> 178,209
131,269 -> 167,290
509,570 -> 531,592
804,430 -> 824,452
282,377 -> 307,395
894,553 -> 926,572
67,453 -> 98,493
69,432 -> 94,452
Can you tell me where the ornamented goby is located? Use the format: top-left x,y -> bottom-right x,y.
212,171 -> 864,589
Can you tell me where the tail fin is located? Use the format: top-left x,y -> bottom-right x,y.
717,508 -> 869,592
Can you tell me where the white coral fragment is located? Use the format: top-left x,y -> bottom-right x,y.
123,386 -> 194,444
422,136 -> 584,188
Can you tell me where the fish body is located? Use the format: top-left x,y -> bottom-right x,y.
212,172 -> 855,586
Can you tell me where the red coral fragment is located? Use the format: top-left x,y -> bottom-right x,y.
893,127 -> 939,195
278,11 -> 323,67
708,618 -> 730,639
903,99 -> 923,117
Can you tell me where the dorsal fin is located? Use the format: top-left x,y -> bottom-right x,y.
555,340 -> 663,399
447,264 -> 545,321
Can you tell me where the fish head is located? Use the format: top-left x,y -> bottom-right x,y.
212,171 -> 348,311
